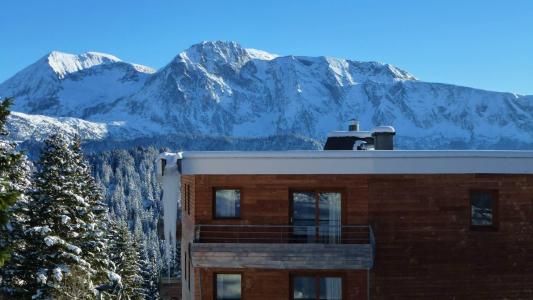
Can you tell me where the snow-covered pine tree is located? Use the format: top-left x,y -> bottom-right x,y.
0,98 -> 31,267
0,98 -> 32,298
69,137 -> 113,290
107,220 -> 144,300
137,237 -> 160,300
147,249 -> 161,300
21,134 -> 97,298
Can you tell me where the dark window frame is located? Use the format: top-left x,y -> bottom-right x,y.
212,187 -> 242,220
469,189 -> 499,231
214,272 -> 243,300
289,272 -> 345,300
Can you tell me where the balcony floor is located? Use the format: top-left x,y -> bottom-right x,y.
191,242 -> 373,270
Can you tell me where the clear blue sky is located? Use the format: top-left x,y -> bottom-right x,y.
1,0 -> 532,94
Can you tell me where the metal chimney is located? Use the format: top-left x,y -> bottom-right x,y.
348,119 -> 360,131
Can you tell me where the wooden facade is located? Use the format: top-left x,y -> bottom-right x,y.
181,173 -> 533,299
193,269 -> 368,300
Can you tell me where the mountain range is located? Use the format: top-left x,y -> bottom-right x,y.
2,40 -> 533,149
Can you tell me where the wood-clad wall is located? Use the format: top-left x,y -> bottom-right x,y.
368,174 -> 533,299
185,174 -> 533,299
193,268 -> 367,300
190,174 -> 369,226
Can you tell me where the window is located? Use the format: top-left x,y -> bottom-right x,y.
187,184 -> 191,215
161,159 -> 167,176
183,184 -> 187,213
215,274 -> 241,300
214,189 -> 241,219
293,276 -> 315,299
183,183 -> 191,215
292,275 -> 342,300
184,184 -> 187,213
184,252 -> 187,281
188,243 -> 191,290
292,191 -> 341,243
470,190 -> 498,229
184,183 -> 191,215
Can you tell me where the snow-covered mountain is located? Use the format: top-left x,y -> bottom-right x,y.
1,51 -> 154,117
2,41 -> 533,149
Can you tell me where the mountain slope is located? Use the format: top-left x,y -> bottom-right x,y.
2,41 -> 533,149
0,51 -> 154,116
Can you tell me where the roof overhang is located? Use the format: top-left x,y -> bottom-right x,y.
167,150 -> 533,175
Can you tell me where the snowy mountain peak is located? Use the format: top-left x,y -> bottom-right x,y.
44,51 -> 122,79
178,41 -> 278,71
0,50 -> 154,115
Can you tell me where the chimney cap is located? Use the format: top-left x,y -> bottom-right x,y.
372,126 -> 396,134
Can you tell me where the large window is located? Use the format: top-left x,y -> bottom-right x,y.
292,275 -> 342,300
470,190 -> 498,229
215,273 -> 241,300
214,189 -> 241,219
292,191 -> 341,243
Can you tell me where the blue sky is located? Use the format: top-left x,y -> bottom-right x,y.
1,0 -> 532,94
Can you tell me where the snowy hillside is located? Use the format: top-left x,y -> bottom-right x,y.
5,111 -> 146,142
2,40 -> 533,149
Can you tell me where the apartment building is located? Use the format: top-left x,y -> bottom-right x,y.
158,125 -> 533,299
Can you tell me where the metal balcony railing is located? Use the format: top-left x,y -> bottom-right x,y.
194,224 -> 374,246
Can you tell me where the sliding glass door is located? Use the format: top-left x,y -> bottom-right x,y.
292,191 -> 342,243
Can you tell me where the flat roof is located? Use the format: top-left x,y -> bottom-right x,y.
163,150 -> 533,175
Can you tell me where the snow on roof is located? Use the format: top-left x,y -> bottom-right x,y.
372,126 -> 396,134
327,131 -> 372,138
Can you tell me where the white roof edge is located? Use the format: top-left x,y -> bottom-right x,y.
176,150 -> 533,159
166,150 -> 533,175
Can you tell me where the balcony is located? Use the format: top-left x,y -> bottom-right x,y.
191,225 -> 375,270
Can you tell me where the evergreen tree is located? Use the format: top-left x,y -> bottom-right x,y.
25,134 -> 97,298
0,98 -> 32,297
138,238 -> 160,300
107,220 -> 144,300
70,138 -> 113,289
1,133 -> 115,299
0,98 -> 30,267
